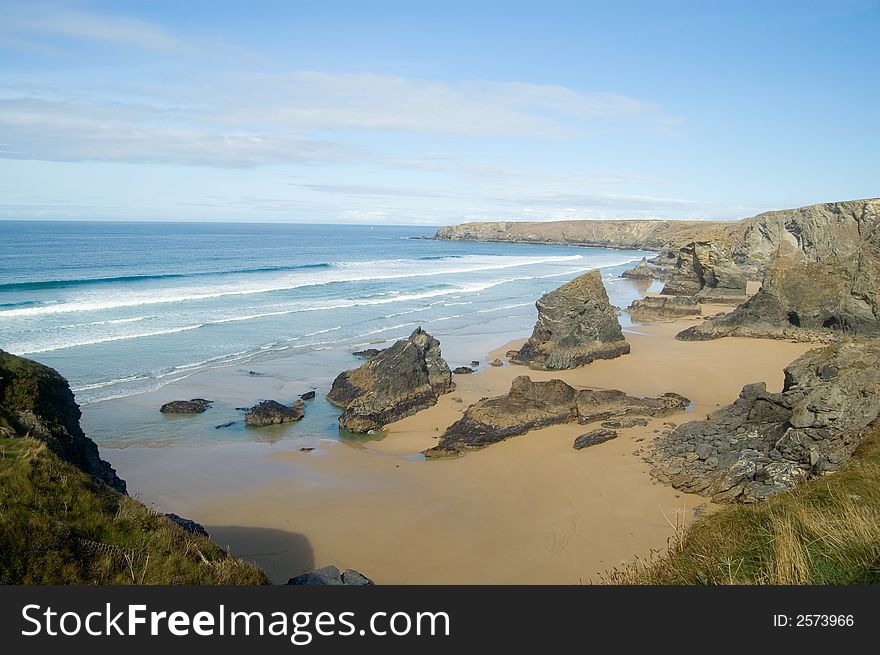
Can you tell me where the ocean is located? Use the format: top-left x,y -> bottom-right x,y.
0,221 -> 659,448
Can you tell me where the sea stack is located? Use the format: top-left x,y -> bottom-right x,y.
620,257 -> 655,280
327,327 -> 453,433
510,270 -> 630,370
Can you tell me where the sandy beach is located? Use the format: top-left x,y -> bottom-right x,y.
104,303 -> 816,584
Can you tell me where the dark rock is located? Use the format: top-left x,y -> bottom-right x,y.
628,295 -> 701,319
300,390 -> 316,400
0,349 -> 126,493
573,428 -> 619,449
164,513 -> 209,537
490,358 -> 504,366
287,565 -> 374,586
214,421 -> 236,429
328,327 -> 453,433
425,376 -> 690,457
471,360 -> 480,366
647,340 -> 880,502
621,257 -> 655,280
160,398 -> 213,414
510,270 -> 630,370
453,366 -> 475,374
601,417 -> 650,429
353,348 -> 382,358
299,447 -> 314,452
248,370 -> 261,376
245,400 -> 305,427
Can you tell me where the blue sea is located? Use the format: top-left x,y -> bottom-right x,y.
0,221 -> 659,447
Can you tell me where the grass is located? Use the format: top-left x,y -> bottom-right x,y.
604,424 -> 880,585
0,436 -> 269,584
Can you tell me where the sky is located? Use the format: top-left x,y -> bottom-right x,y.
0,0 -> 877,225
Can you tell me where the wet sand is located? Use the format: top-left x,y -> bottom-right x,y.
107,307 -> 816,584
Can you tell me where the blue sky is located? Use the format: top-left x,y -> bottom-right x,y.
0,0 -> 877,224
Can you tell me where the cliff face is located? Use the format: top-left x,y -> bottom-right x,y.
0,349 -> 125,493
433,219 -> 727,251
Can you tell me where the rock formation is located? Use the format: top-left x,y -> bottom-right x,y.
425,376 -> 689,457
287,565 -> 374,586
160,398 -> 213,414
628,295 -> 701,319
678,249 -> 880,342
661,241 -> 748,301
621,257 -> 655,280
573,428 -> 619,449
647,340 -> 880,502
452,366 -> 475,374
510,270 -> 630,370
0,349 -> 126,493
244,400 -> 305,427
327,327 -> 453,433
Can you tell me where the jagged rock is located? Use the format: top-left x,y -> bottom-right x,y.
573,428 -> 619,449
662,241 -> 748,299
510,270 -> 630,370
647,340 -> 880,502
601,417 -> 650,429
628,295 -> 701,319
244,400 -> 305,427
328,327 -> 453,433
425,376 -> 689,457
0,349 -> 126,493
159,398 -> 213,414
300,390 -> 316,400
453,366 -> 475,374
621,257 -> 655,280
678,249 -> 880,342
164,513 -> 209,537
471,360 -> 480,366
353,348 -> 382,358
287,565 -> 374,586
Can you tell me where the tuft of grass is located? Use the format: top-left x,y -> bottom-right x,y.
0,436 -> 269,585
604,424 -> 880,585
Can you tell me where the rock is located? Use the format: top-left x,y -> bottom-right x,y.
621,257 -> 655,280
662,241 -> 748,300
248,370 -> 261,376
164,513 -> 209,537
159,398 -> 213,414
300,390 -> 316,400
0,349 -> 126,493
299,446 -> 314,452
510,270 -> 630,370
490,358 -> 504,366
471,360 -> 480,366
573,428 -> 619,449
601,417 -> 650,429
628,295 -> 701,319
244,400 -> 305,427
353,348 -> 382,358
214,421 -> 236,429
328,327 -> 453,433
425,375 -> 689,457
287,566 -> 374,586
647,340 -> 880,502
453,366 -> 475,374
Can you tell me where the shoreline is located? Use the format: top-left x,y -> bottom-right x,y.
103,304 -> 816,584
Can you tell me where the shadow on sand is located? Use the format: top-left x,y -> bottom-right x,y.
206,525 -> 314,584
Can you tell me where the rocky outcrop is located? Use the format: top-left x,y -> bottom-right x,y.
164,513 -> 209,537
0,349 -> 126,493
353,348 -> 381,358
661,241 -> 748,301
678,249 -> 880,342
573,428 -> 618,449
628,295 -> 701,319
244,400 -> 305,427
300,390 -> 316,400
425,376 -> 689,457
510,270 -> 630,370
160,398 -> 213,414
433,219 -> 727,251
453,366 -> 475,374
327,327 -> 453,433
647,340 -> 880,502
621,257 -> 655,280
287,566 -> 374,586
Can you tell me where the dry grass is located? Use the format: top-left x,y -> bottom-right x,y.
603,425 -> 880,585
